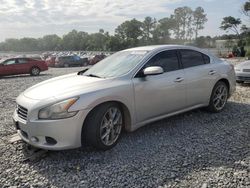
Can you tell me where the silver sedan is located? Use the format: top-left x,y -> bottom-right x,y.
235,60 -> 250,83
13,45 -> 236,150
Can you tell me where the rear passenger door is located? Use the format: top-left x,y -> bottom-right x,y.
15,58 -> 30,74
179,49 -> 217,107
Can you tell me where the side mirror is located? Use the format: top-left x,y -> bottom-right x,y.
143,66 -> 164,76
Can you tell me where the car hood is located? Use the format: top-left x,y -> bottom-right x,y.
23,73 -> 113,100
235,60 -> 250,69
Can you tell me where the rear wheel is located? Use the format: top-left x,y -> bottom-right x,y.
206,81 -> 228,113
30,67 -> 40,76
82,103 -> 123,150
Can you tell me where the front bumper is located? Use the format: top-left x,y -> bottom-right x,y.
13,109 -> 89,150
235,72 -> 250,82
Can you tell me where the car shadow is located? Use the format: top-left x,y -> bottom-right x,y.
0,73 -> 51,79
19,101 -> 250,187
237,82 -> 250,87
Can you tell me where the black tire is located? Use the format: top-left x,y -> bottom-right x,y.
206,81 -> 229,113
82,103 -> 123,150
236,80 -> 244,84
30,67 -> 40,76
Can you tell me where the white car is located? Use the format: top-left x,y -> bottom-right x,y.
13,45 -> 236,151
235,60 -> 250,83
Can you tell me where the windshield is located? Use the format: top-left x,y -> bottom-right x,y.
0,59 -> 5,64
83,50 -> 148,78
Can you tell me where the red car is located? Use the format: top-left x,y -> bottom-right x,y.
0,58 -> 48,76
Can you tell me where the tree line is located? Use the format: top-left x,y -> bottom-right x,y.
0,6 -> 208,52
0,2 -> 249,53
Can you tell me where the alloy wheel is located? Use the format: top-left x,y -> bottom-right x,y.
213,84 -> 228,111
100,107 -> 122,146
31,67 -> 40,75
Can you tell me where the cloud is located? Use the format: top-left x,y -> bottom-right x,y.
0,0 -> 184,41
0,0 -> 246,41
0,0 -> 181,26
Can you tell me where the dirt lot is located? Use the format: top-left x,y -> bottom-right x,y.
0,63 -> 249,187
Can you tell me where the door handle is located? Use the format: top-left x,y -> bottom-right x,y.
209,70 -> 216,75
174,77 -> 184,83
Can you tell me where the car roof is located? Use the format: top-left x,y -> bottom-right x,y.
124,44 -> 206,52
123,44 -> 214,57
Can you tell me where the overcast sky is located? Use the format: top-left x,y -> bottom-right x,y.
0,0 -> 248,42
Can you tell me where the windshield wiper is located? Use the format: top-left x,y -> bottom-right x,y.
77,69 -> 88,75
85,74 -> 102,78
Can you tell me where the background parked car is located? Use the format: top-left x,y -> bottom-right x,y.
55,55 -> 88,67
0,58 -> 48,76
45,56 -> 56,67
235,60 -> 250,83
89,54 -> 106,65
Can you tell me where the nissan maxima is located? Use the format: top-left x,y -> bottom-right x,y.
13,45 -> 236,150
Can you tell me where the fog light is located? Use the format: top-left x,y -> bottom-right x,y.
45,136 -> 57,145
31,136 -> 39,143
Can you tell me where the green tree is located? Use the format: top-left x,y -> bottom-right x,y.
39,35 -> 61,51
220,16 -> 242,37
242,0 -> 250,18
193,7 -> 208,39
87,30 -> 109,51
141,17 -> 157,44
106,35 -> 123,51
153,17 -> 175,44
172,6 -> 193,40
115,19 -> 143,47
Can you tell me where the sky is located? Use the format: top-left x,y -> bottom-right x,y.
0,0 -> 249,42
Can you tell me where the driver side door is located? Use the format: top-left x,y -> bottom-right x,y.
132,50 -> 187,123
0,59 -> 17,76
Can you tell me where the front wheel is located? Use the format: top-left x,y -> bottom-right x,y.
206,81 -> 229,113
30,67 -> 40,76
82,103 -> 123,150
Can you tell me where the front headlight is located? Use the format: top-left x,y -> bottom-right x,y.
234,67 -> 241,72
38,97 -> 79,120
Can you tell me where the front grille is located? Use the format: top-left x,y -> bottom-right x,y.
17,105 -> 28,120
243,69 -> 250,72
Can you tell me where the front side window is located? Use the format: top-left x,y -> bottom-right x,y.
145,50 -> 180,72
180,50 -> 206,68
4,59 -> 16,65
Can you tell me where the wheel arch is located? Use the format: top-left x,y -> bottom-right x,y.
217,78 -> 230,94
82,100 -> 132,133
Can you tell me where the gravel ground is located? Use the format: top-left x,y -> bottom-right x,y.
0,64 -> 249,188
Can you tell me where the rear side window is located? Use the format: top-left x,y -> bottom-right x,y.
180,50 -> 208,68
203,54 -> 210,64
18,59 -> 28,64
145,50 -> 180,72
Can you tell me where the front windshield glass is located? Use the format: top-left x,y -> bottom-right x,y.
0,59 -> 5,64
83,50 -> 148,78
